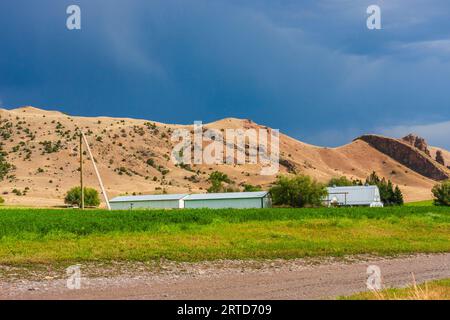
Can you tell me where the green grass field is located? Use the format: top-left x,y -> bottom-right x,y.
405,200 -> 434,207
0,206 -> 449,265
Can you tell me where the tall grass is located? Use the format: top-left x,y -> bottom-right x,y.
0,207 -> 449,264
405,200 -> 434,207
342,277 -> 450,300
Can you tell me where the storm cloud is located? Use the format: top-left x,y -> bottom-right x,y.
0,0 -> 449,148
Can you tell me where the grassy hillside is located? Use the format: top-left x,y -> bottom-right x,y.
0,107 -> 444,206
0,207 -> 449,265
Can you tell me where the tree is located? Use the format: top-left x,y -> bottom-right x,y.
393,186 -> 404,206
365,171 -> 403,206
435,150 -> 445,166
207,171 -> 233,193
270,174 -> 327,208
328,176 -> 355,187
64,187 -> 100,207
366,171 -> 381,185
432,180 -> 450,206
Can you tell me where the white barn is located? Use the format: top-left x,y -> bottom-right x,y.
183,191 -> 271,209
109,191 -> 271,210
109,194 -> 188,210
324,185 -> 383,207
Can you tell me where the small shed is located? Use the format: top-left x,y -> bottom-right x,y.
109,194 -> 188,210
183,191 -> 272,209
325,185 -> 383,207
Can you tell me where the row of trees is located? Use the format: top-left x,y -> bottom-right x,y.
268,172 -> 405,208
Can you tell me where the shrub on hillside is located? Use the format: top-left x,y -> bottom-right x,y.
327,176 -> 363,187
270,175 -> 327,208
0,151 -> 14,181
243,184 -> 262,192
0,196 -> 4,204
64,187 -> 100,208
207,171 -> 235,193
432,180 -> 450,206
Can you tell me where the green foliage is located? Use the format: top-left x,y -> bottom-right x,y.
12,189 -> 22,196
243,184 -> 262,192
0,196 -> 4,204
0,153 -> 13,181
64,187 -> 101,207
328,176 -> 362,187
146,158 -> 155,167
39,140 -> 62,154
365,171 -> 403,206
432,180 -> 450,206
393,185 -> 404,206
270,175 -> 327,208
0,120 -> 12,140
207,171 -> 234,193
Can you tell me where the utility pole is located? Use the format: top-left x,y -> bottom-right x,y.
80,132 -> 84,210
81,131 -> 111,210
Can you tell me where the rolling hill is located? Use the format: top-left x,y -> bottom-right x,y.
0,106 -> 448,207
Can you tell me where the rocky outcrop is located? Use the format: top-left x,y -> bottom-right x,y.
435,150 -> 445,166
402,134 -> 431,156
356,135 -> 449,181
279,158 -> 297,174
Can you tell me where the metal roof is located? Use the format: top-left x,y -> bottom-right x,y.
184,191 -> 269,201
110,194 -> 188,202
325,185 -> 381,205
110,191 -> 269,203
326,185 -> 378,192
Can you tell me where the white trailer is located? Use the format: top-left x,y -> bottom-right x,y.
325,185 -> 384,207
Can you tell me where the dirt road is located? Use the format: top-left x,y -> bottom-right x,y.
1,253 -> 449,300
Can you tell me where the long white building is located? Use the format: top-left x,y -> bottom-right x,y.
109,191 -> 272,210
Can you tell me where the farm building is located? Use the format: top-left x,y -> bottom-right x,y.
109,194 -> 188,210
182,191 -> 272,209
109,191 -> 272,210
324,185 -> 383,207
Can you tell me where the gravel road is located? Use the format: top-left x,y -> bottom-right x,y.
1,253 -> 449,300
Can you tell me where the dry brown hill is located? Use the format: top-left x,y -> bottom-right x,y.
0,106 -> 448,207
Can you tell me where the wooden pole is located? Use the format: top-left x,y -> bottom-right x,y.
81,131 -> 111,210
80,133 -> 84,210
